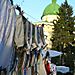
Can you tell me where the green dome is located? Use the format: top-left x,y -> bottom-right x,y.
42,0 -> 60,18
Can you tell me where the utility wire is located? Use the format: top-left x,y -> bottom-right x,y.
13,0 -> 41,22
20,0 -> 40,22
24,12 -> 40,22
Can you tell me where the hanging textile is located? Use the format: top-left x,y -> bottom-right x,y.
29,51 -> 35,67
0,0 -> 16,70
27,22 -> 33,49
32,25 -> 36,44
22,52 -> 33,75
22,53 -> 25,75
14,15 -> 24,48
40,26 -> 45,45
26,67 -> 31,75
24,68 -> 26,75
25,20 -> 30,49
36,26 -> 41,45
34,48 -> 38,75
35,26 -> 38,45
37,50 -> 46,75
25,20 -> 33,49
29,23 -> 33,48
21,17 -> 28,48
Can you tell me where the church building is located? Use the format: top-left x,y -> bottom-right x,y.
34,0 -> 60,48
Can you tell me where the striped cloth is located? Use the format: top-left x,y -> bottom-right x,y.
0,0 -> 16,70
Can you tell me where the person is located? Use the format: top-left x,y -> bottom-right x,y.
45,59 -> 51,75
44,51 -> 57,75
43,51 -> 52,75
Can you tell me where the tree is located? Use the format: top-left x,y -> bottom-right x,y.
51,0 -> 75,72
51,0 -> 75,52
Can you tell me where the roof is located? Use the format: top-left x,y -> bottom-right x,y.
42,0 -> 60,18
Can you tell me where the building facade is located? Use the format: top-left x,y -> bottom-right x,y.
34,0 -> 60,48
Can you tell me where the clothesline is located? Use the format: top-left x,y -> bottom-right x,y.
10,0 -> 40,22
0,0 -> 46,75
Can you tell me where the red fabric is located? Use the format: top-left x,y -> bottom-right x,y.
45,63 -> 50,75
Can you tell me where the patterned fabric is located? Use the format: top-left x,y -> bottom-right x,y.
0,0 -> 16,70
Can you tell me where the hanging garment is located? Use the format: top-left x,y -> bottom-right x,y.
40,26 -> 45,45
25,20 -> 33,49
28,51 -> 33,67
22,53 -> 26,75
0,0 -> 16,70
26,67 -> 31,75
32,25 -> 36,44
31,66 -> 34,75
36,26 -> 42,46
24,54 -> 30,68
34,49 -> 38,75
14,15 -> 24,47
22,53 -> 32,75
28,50 -> 35,67
37,53 -> 47,75
24,68 -> 26,75
25,20 -> 30,49
22,16 -> 27,48
30,51 -> 35,67
35,26 -> 38,45
35,26 -> 41,46
28,22 -> 32,47
12,71 -> 17,75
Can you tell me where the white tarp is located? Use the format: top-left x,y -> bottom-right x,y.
0,0 -> 16,69
56,66 -> 70,73
42,49 -> 63,58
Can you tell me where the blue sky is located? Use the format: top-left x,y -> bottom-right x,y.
13,0 -> 75,23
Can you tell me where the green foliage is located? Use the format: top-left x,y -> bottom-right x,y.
51,0 -> 75,51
